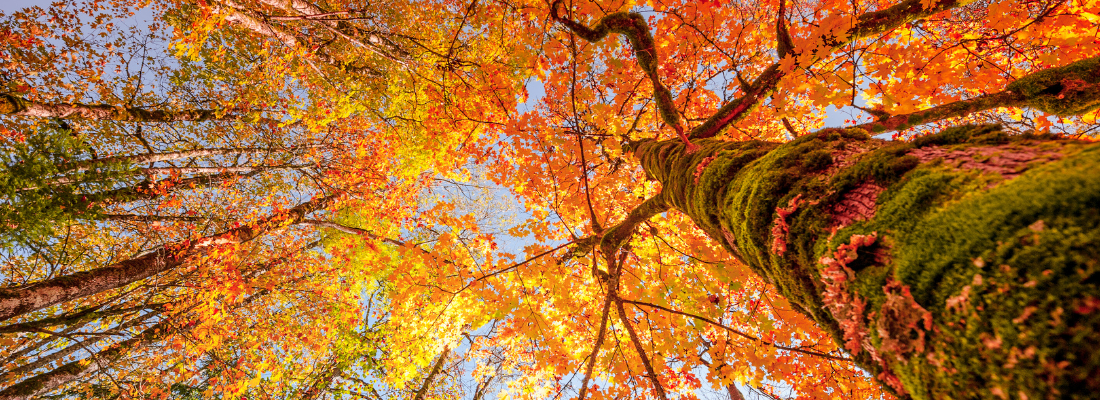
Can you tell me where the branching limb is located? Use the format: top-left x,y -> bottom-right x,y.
550,2 -> 697,152
598,193 -> 670,257
690,0 -> 979,139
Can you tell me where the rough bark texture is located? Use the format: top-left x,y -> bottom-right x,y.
636,125 -> 1100,399
0,94 -> 270,123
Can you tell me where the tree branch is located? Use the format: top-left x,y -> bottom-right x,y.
851,56 -> 1100,132
551,3 -> 697,151
689,0 -> 978,139
615,298 -> 669,400
412,346 -> 451,400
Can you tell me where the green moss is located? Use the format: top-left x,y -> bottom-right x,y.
911,124 -> 1004,148
829,143 -> 919,193
638,124 -> 1100,399
1006,56 -> 1100,116
843,139 -> 1099,399
801,150 -> 833,171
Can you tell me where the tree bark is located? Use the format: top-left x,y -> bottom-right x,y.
412,346 -> 451,400
0,193 -> 338,323
219,0 -> 381,76
0,266 -> 300,399
0,94 -> 274,124
254,0 -> 410,64
635,125 -> 1100,399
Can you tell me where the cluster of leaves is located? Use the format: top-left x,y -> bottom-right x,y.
0,121 -> 133,246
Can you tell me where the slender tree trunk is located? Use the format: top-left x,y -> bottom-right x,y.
254,0 -> 410,63
64,147 -> 282,173
85,170 -> 260,206
0,94 -> 273,124
0,310 -> 175,400
37,165 -> 302,189
412,346 -> 451,400
219,1 -> 380,76
0,308 -> 164,385
635,125 -> 1100,399
0,193 -> 337,322
0,271 -> 297,399
0,303 -> 163,334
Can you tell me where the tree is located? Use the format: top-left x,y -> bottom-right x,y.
2,0 -> 1099,398
0,0 -> 490,397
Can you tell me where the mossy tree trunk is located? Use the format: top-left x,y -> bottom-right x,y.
635,126 -> 1100,399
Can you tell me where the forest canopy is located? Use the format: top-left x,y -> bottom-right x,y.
0,0 -> 1098,399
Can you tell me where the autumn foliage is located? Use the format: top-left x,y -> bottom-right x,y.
0,0 -> 1098,399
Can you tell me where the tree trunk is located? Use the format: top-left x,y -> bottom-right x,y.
0,94 -> 273,124
0,193 -> 337,322
636,125 -> 1100,399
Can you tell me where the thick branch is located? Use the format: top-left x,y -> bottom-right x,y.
852,56 -> 1100,132
598,193 -> 670,256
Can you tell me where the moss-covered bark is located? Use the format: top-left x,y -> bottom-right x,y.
636,126 -> 1100,399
